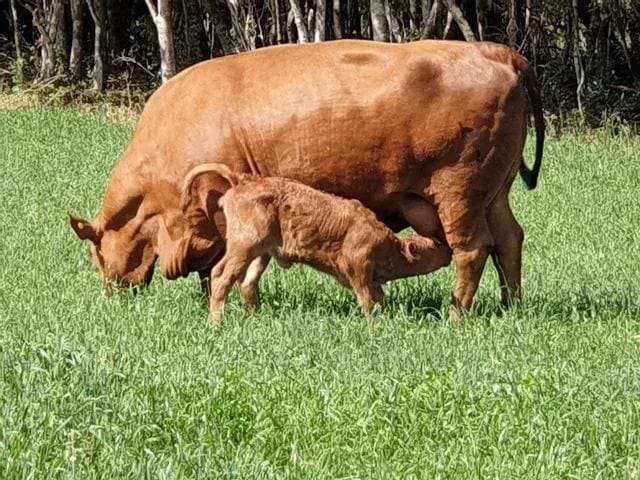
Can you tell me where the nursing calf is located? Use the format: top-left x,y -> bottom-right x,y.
182,163 -> 451,325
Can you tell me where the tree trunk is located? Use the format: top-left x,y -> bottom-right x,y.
332,0 -> 342,38
69,0 -> 85,79
274,0 -> 283,43
385,0 -> 402,42
443,0 -> 476,41
348,0 -> 362,38
421,0 -> 439,38
443,8 -> 452,38
179,0 -> 208,67
571,0 -> 584,115
25,0 -> 65,80
289,0 -> 309,42
409,0 -> 419,34
506,0 -> 517,47
476,0 -> 486,40
287,9 -> 296,42
203,0 -> 237,56
157,1 -> 177,80
626,2 -> 640,77
307,6 -> 315,39
145,0 -> 177,82
10,0 -> 23,83
593,0 -> 610,83
370,0 -> 389,41
53,0 -> 68,73
86,0 -> 105,91
315,0 -> 326,41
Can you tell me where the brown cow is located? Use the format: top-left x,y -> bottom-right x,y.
180,163 -> 452,324
70,39 -> 544,312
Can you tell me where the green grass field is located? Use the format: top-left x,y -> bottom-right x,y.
1,106 -> 640,479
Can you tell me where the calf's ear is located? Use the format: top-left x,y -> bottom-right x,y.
402,239 -> 418,260
181,163 -> 236,218
69,215 -> 101,245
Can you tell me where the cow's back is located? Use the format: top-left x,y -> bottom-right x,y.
114,40 -> 523,215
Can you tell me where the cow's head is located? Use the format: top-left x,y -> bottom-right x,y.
70,182 -> 226,290
70,214 -> 158,289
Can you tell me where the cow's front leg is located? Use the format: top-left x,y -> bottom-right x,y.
198,268 -> 211,299
195,246 -> 226,301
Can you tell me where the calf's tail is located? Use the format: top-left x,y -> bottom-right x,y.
181,162 -> 244,211
513,54 -> 545,190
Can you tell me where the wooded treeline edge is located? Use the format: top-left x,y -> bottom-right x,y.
1,0 -> 638,124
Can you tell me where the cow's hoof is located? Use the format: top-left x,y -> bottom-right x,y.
448,305 -> 464,324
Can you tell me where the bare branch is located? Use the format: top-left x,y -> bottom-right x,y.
144,0 -> 158,20
443,0 -> 476,42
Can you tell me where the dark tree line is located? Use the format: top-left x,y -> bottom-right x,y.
1,0 -> 638,122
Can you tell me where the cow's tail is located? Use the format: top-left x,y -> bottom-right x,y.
513,54 -> 545,190
180,162 -> 243,211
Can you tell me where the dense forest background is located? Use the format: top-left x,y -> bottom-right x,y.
0,0 -> 638,124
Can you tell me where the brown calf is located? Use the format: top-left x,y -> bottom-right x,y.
182,163 -> 452,325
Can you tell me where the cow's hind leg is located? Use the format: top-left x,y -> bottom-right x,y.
440,202 -> 494,313
487,195 -> 524,307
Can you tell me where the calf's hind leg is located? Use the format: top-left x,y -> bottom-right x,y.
487,195 -> 524,306
238,255 -> 271,309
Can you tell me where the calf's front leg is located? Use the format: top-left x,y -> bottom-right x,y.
349,266 -> 385,329
209,252 -> 252,325
353,283 -> 384,329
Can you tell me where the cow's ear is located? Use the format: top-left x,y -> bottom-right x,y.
69,215 -> 101,245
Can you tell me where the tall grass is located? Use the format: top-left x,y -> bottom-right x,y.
1,106 -> 639,479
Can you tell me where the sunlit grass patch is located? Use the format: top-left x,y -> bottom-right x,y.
1,107 -> 639,478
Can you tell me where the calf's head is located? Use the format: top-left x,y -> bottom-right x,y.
400,235 -> 452,276
376,234 -> 452,283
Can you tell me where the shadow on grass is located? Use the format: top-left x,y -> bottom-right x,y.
524,290 -> 640,319
145,268 -> 640,323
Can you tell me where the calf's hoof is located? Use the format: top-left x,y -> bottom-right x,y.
209,310 -> 223,326
239,286 -> 260,311
367,317 -> 381,333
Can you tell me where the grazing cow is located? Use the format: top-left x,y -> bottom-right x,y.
70,39 -> 544,312
180,163 -> 452,324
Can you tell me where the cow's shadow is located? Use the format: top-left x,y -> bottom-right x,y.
186,264 -> 640,323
